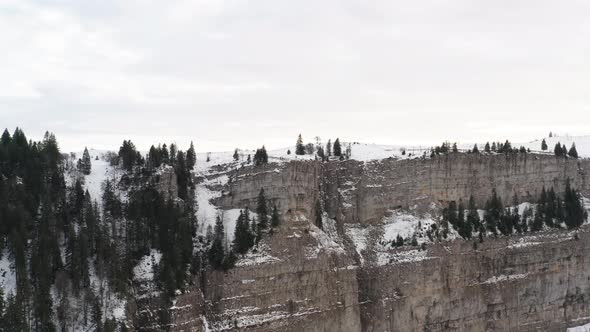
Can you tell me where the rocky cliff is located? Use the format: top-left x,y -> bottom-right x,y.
145,153 -> 590,331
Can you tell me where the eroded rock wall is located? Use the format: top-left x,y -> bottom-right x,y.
324,154 -> 590,225
359,230 -> 590,332
155,153 -> 590,331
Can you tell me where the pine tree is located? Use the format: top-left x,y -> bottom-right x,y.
554,142 -> 563,156
208,216 -> 225,270
161,144 -> 170,165
326,139 -> 332,157
484,189 -> 502,235
484,142 -> 491,153
568,143 -> 579,158
296,134 -> 305,155
457,200 -> 471,239
466,195 -> 481,231
452,143 -> 458,153
333,138 -> 342,157
233,211 -> 252,254
271,206 -> 280,228
491,142 -> 497,152
233,148 -> 239,161
564,180 -> 586,229
315,200 -> 323,230
541,139 -> 548,151
186,141 -> 196,170
472,144 -> 479,153
256,188 -> 269,231
169,143 -> 177,166
78,147 -> 92,175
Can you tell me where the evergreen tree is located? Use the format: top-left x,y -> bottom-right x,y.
554,142 -> 563,156
531,208 -> 544,231
254,146 -> 269,166
472,144 -> 479,153
233,148 -> 239,161
466,195 -> 481,231
564,180 -> 586,229
491,142 -> 497,152
208,216 -> 225,270
161,144 -> 170,165
296,134 -> 305,155
186,141 -> 196,170
0,129 -> 10,146
78,147 -> 92,175
271,206 -> 280,228
541,139 -> 548,151
568,143 -> 579,158
457,200 -> 471,239
452,143 -> 458,153
326,139 -> 332,157
169,143 -> 177,166
484,142 -> 491,153
315,200 -> 323,230
333,138 -> 342,157
256,188 -> 269,231
233,211 -> 252,254
484,189 -> 503,235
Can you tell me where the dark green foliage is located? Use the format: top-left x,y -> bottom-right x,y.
118,140 -> 140,171
271,206 -> 280,228
233,210 -> 254,254
568,143 -> 579,158
484,189 -> 503,235
254,146 -> 269,166
484,142 -> 491,153
233,149 -> 239,161
466,195 -> 481,231
326,139 -> 332,157
256,189 -> 269,231
186,141 -> 196,171
472,144 -> 479,153
296,134 -> 305,155
208,216 -> 226,270
77,147 -> 92,175
315,200 -> 323,230
541,139 -> 548,151
564,180 -> 586,229
333,138 -> 342,157
554,142 -> 564,156
456,201 -> 472,239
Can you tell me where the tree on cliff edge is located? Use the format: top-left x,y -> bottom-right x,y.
296,134 -> 305,155
541,139 -> 548,151
186,141 -> 196,170
333,138 -> 342,157
568,143 -> 579,158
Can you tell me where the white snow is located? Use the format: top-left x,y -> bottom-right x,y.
133,249 -> 162,282
568,322 -> 590,331
480,273 -> 528,285
0,251 -> 16,299
520,135 -> 590,158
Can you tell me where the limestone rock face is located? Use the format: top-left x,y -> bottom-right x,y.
324,154 -> 590,225
131,153 -> 590,331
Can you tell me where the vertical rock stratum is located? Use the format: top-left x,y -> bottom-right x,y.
134,153 -> 590,331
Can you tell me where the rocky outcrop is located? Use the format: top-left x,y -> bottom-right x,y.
324,153 -> 590,225
147,153 -> 590,331
359,229 -> 590,331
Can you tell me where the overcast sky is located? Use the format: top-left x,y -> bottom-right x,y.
1,0 -> 590,152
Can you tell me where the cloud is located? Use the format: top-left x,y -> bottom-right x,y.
1,0 -> 590,151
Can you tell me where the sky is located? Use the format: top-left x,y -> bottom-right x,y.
1,0 -> 590,152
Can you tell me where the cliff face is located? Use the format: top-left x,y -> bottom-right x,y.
324,153 -> 590,226
153,153 -> 590,331
360,230 -> 590,331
